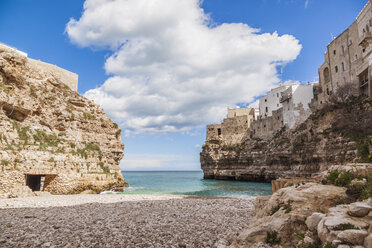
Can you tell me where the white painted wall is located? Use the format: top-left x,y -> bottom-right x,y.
259,85 -> 290,118
282,84 -> 314,129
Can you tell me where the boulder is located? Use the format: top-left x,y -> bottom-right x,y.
337,230 -> 368,246
7,186 -> 35,198
306,212 -> 325,232
364,234 -> 372,248
347,202 -> 372,217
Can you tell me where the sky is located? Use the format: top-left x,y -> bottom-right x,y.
0,0 -> 367,171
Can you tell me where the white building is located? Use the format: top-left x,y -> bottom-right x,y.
258,84 -> 291,119
280,84 -> 316,129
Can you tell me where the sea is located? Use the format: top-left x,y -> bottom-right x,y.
121,171 -> 272,199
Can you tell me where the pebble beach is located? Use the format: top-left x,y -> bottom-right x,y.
0,194 -> 255,248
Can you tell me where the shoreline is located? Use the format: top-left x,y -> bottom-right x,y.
0,193 -> 254,209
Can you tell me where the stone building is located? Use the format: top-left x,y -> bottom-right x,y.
252,83 -> 316,139
206,108 -> 255,145
317,0 -> 372,105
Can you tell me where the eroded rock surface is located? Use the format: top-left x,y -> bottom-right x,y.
0,45 -> 126,197
201,98 -> 372,182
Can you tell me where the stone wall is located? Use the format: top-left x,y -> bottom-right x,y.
0,44 -> 126,198
251,108 -> 283,140
206,108 -> 255,145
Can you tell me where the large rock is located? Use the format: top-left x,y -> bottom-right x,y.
229,183 -> 349,247
337,230 -> 368,245
306,212 -> 325,232
347,202 -> 372,217
364,234 -> 372,248
7,186 -> 34,198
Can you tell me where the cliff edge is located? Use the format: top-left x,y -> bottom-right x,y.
201,97 -> 372,182
0,45 -> 126,197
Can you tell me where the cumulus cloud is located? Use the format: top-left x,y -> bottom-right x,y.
66,0 -> 302,135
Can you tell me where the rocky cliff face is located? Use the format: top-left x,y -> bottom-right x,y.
0,45 -> 126,197
201,97 -> 372,182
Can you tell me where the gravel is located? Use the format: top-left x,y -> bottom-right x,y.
0,194 -> 255,248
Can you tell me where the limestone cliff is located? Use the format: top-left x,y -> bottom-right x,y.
0,45 -> 126,197
201,97 -> 372,182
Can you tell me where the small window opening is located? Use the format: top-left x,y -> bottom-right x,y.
335,66 -> 338,73
217,128 -> 221,136
265,107 -> 268,112
341,46 -> 344,54
342,62 -> 345,72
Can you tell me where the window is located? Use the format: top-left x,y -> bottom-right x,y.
333,50 -> 336,55
350,39 -> 353,45
264,125 -> 266,128
265,107 -> 268,112
264,99 -> 267,102
342,62 -> 345,72
369,19 -> 372,27
217,128 -> 221,136
341,46 -> 344,55
335,66 -> 338,73
327,88 -> 330,95
277,104 -> 279,107
343,77 -> 346,85
363,48 -> 366,53
276,93 -> 279,97
355,54 -> 358,60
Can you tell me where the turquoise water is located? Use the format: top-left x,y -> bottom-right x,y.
121,171 -> 272,198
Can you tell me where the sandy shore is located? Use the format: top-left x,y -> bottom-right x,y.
0,194 -> 255,248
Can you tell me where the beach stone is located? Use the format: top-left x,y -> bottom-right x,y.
306,212 -> 325,232
338,245 -> 350,248
347,202 -> 372,217
337,230 -> 368,245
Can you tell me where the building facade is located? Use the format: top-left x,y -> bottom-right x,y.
252,83 -> 316,139
317,1 -> 372,105
206,108 -> 255,145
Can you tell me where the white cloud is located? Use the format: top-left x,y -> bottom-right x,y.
305,0 -> 309,8
120,153 -> 199,171
66,0 -> 302,135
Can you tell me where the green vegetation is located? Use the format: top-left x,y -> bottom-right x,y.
0,82 -> 10,93
269,201 -> 292,215
324,243 -> 336,248
83,111 -> 96,120
323,170 -> 372,200
1,160 -> 9,166
33,130 -> 61,147
294,230 -> 305,241
333,223 -> 359,231
30,85 -> 37,98
265,231 -> 281,245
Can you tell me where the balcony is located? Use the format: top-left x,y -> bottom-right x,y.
359,31 -> 372,48
280,92 -> 292,103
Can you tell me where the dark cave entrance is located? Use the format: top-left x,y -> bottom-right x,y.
25,175 -> 44,191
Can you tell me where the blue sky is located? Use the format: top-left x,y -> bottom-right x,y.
0,0 -> 367,171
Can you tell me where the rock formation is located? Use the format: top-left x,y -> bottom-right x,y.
201,97 -> 372,182
229,183 -> 371,248
0,44 -> 127,198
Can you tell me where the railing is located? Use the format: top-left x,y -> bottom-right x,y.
359,31 -> 372,47
279,92 -> 292,103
